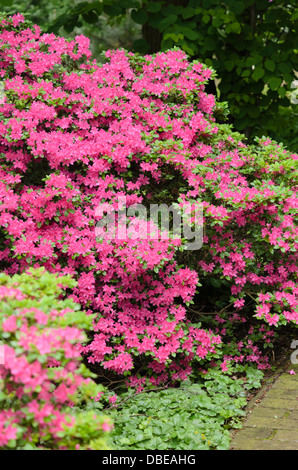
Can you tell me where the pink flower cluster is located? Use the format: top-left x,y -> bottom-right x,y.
0,271 -> 112,449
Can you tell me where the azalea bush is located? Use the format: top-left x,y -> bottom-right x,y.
0,267 -> 113,449
0,13 -> 297,394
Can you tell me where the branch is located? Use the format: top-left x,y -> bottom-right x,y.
244,290 -> 258,302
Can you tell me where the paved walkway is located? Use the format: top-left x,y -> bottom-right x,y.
230,361 -> 298,450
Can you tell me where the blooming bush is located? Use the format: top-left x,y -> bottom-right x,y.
0,13 -> 297,388
0,267 -> 113,449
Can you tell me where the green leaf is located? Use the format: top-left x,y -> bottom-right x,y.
163,32 -> 184,43
103,4 -> 124,16
224,60 -> 235,72
278,86 -> 287,98
241,69 -> 251,77
264,59 -> 275,72
278,62 -> 293,75
226,22 -> 241,34
145,1 -> 162,13
157,14 -> 178,31
181,7 -> 196,19
180,27 -> 199,41
252,66 -> 265,81
179,41 -> 195,56
245,56 -> 256,67
84,1 -> 103,15
82,10 -> 99,24
63,15 -> 79,33
268,76 -> 282,91
251,52 -> 263,63
212,16 -> 224,28
131,8 -> 148,24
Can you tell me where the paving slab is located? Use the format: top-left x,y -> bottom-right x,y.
230,361 -> 298,450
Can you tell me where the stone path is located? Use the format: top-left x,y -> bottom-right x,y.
230,361 -> 298,450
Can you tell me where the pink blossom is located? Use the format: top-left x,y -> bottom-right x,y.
108,395 -> 117,405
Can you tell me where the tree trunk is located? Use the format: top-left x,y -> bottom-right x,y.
142,23 -> 162,54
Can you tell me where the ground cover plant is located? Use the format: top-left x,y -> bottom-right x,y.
81,366 -> 266,450
0,13 -> 298,450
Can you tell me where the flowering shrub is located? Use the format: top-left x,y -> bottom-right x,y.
0,13 -> 297,387
0,267 -> 113,449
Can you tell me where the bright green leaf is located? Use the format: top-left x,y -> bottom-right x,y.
158,14 -> 178,31
252,66 -> 265,81
268,76 -> 282,90
264,59 -> 275,72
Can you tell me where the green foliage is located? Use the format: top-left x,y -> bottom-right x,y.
97,367 -> 263,450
